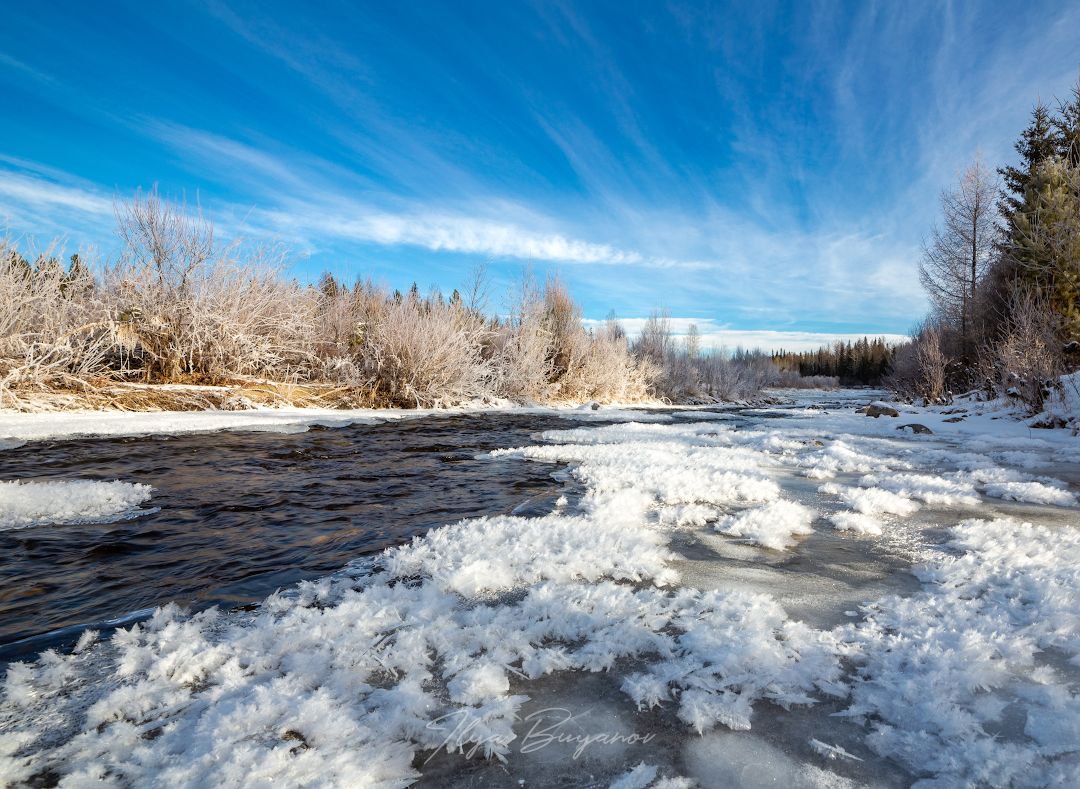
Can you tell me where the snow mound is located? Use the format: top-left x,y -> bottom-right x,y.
386,489 -> 678,593
963,467 -> 1077,506
858,472 -> 980,507
982,480 -> 1077,506
828,511 -> 883,536
496,422 -> 781,507
657,503 -> 721,528
0,479 -> 155,530
620,588 -> 842,732
819,482 -> 919,516
714,501 -> 816,550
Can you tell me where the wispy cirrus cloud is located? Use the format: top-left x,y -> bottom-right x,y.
0,168 -> 112,216
0,161 -> 702,270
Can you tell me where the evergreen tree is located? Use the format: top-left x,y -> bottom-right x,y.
1010,156 -> 1080,338
4,249 -> 32,281
1053,79 -> 1080,166
318,271 -> 340,299
771,336 -> 894,384
61,253 -> 93,298
999,102 -> 1057,228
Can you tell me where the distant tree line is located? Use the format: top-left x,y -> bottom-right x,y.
894,78 -> 1080,413
771,337 -> 894,386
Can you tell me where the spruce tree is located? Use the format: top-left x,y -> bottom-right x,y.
318,271 -> 339,299
998,101 -> 1057,229
1010,157 -> 1080,338
61,253 -> 93,298
4,249 -> 32,281
1053,78 -> 1080,166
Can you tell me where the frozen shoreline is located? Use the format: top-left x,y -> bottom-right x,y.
4,384 -> 1076,450
0,400 -> 681,447
2,392 -> 1079,787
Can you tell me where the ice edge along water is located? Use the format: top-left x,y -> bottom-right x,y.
0,480 -> 155,531
1,399 -> 1079,787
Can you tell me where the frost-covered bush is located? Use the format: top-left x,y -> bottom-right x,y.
564,328 -> 655,402
490,277 -> 653,403
630,313 -> 782,402
887,323 -> 950,403
359,293 -> 496,407
773,370 -> 839,389
0,242 -> 111,404
491,277 -> 556,401
104,192 -> 318,383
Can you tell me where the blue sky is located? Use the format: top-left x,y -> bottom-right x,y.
2,1 -> 1079,351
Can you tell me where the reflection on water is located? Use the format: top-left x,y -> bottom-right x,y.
0,413 -> 578,658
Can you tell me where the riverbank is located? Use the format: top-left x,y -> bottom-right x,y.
4,383 -> 1076,449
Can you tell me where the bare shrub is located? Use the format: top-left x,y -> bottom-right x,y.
915,326 -> 948,403
773,371 -> 840,389
990,289 -> 1063,412
630,314 -> 783,403
887,322 -> 949,403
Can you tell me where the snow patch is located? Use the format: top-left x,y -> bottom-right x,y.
714,501 -> 816,550
828,511 -> 883,536
0,479 -> 155,530
836,517 -> 1080,785
858,472 -> 980,507
819,483 -> 919,516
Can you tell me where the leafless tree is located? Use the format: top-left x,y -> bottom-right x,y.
685,323 -> 701,359
919,158 -> 999,353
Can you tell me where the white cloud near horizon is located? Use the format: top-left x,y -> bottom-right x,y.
583,317 -> 909,353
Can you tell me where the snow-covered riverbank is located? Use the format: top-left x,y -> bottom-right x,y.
1,393 -> 1078,787
0,401 -> 678,448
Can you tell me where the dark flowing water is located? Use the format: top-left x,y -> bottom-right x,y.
0,413 -> 586,660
